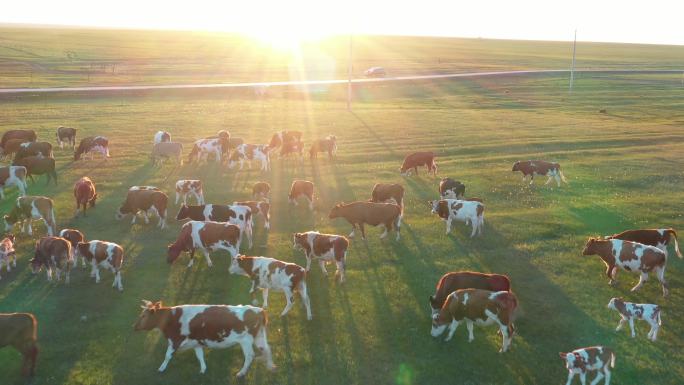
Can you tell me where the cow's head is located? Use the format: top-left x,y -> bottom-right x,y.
399,165 -> 411,176
607,297 -> 623,311
559,352 -> 585,371
29,245 -> 43,274
166,243 -> 183,264
134,300 -> 164,331
430,313 -> 449,338
228,254 -> 248,275
582,238 -> 600,256
90,193 -> 98,207
175,205 -> 190,221
269,133 -> 282,149
428,295 -> 441,316
512,161 -> 520,172
328,204 -> 343,219
74,149 -> 83,161
3,233 -> 15,244
293,233 -> 307,249
76,242 -> 92,262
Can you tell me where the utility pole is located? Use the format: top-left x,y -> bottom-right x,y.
347,34 -> 353,111
569,29 -> 577,93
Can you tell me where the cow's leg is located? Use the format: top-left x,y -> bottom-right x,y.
590,371 -> 604,385
114,270 -> 123,291
446,218 -> 452,234
93,265 -> 101,283
649,321 -> 659,341
0,188 -> 4,200
280,287 -> 294,317
305,254 -> 312,272
565,371 -> 575,385
470,220 -> 478,237
202,249 -> 213,267
262,288 -> 269,308
628,317 -> 636,338
46,266 -> 53,282
379,224 -> 389,239
236,338 -> 255,378
579,372 -> 587,385
606,264 -> 617,285
131,212 -> 138,224
27,221 -> 33,236
445,319 -> 460,341
499,324 -> 512,352
318,259 -> 329,275
254,325 -> 276,371
466,320 -> 475,342
194,347 -> 207,374
348,224 -> 356,238
604,366 -> 611,385
299,281 -> 312,320
544,176 -> 554,185
141,210 -> 150,224
655,266 -> 668,297
306,196 -> 313,211
359,223 -> 367,240
630,272 -> 648,292
175,191 -> 180,205
529,174 -> 535,185
336,260 -> 345,283
250,280 -> 259,305
158,341 -> 176,372
615,317 -> 626,331
555,174 -> 562,187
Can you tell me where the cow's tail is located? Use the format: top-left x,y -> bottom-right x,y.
656,308 -> 662,326
665,229 -> 682,258
558,167 -> 568,183
254,309 -> 276,370
49,207 -> 56,236
188,144 -> 198,164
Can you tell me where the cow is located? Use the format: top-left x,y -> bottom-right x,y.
167,221 -> 241,267
289,180 -> 314,210
188,138 -> 228,164
228,144 -> 270,171
607,297 -> 661,341
133,300 -> 275,377
429,272 -> 511,315
0,312 -> 38,377
151,142 -> 183,166
0,234 -> 16,280
1,129 -> 36,148
431,289 -> 517,353
582,238 -> 677,296
605,228 -> 682,258
269,130 -> 302,150
234,201 -> 271,230
73,177 -> 97,216
429,199 -> 485,237
74,136 -> 110,161
279,140 -> 304,160
0,138 -> 30,160
228,137 -> 245,149
439,178 -> 465,199
309,135 -> 337,160
59,228 -> 85,266
400,151 -> 437,176
175,204 -> 253,249
205,130 -> 231,143
559,346 -> 615,385
229,255 -> 312,320
129,185 -> 160,191
12,156 -> 57,185
30,236 -> 72,284
370,183 -> 404,209
175,180 -> 204,205
115,188 -> 168,229
14,141 -> 53,161
153,130 -> 171,144
293,231 -> 349,282
56,126 -> 77,149
329,201 -> 402,240
76,240 -> 124,291
4,196 -> 56,236
0,166 -> 27,199
252,181 -> 271,201
512,160 -> 568,187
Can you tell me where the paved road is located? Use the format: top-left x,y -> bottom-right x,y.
0,69 -> 681,94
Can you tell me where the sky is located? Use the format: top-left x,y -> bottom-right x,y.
2,0 -> 684,45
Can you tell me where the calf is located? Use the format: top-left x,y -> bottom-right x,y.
73,176 -> 97,216
560,346 -> 615,385
430,199 -> 485,237
370,183 -> 404,208
14,141 -> 53,161
439,178 -> 465,199
269,130 -> 303,149
582,238 -> 675,296
252,181 -> 271,201
188,138 -> 228,164
309,135 -> 337,160
0,234 -> 16,280
429,272 -> 511,315
175,204 -> 253,249
0,138 -> 30,160
0,166 -> 27,199
512,160 -> 567,187
329,201 -> 402,240
167,221 -> 241,267
133,300 -> 275,377
30,236 -> 72,284
13,156 -> 57,185
74,136 -> 110,161
288,180 -> 314,210
228,144 -> 270,171
400,151 -> 437,176
605,228 -> 682,258
607,297 -> 661,341
151,142 -> 183,166
229,255 -> 312,320
293,231 -> 349,282
234,201 -> 271,230
431,289 -> 517,352
0,313 -> 38,376
1,129 -> 36,148
116,188 -> 168,229
175,180 -> 204,205
4,196 -> 56,236
56,126 -> 77,149
59,228 -> 85,266
76,240 -> 124,291
153,130 -> 171,144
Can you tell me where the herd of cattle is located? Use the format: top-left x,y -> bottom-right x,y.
0,127 -> 680,384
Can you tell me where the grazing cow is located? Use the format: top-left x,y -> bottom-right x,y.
429,199 -> 485,237
229,255 -> 312,320
512,160 -> 567,187
56,126 -> 77,149
167,221 -> 241,267
76,240 -> 124,291
252,181 -> 271,201
59,228 -> 85,266
293,231 -> 349,282
234,201 -> 271,230
400,151 -> 437,176
175,204 -> 253,249
269,130 -> 303,149
0,166 -> 27,199
13,156 -> 57,185
0,234 -> 16,280
30,236 -> 72,284
4,196 -> 56,236
14,141 -> 53,161
605,228 -> 682,258
429,272 -> 511,315
288,180 -> 314,210
329,201 -> 402,240
370,183 -> 404,208
582,238 -> 676,296
73,177 -> 97,216
279,140 -> 304,160
188,138 -> 229,164
74,136 -> 110,161
0,312 -> 38,377
560,346 -> 615,385
431,289 -> 517,352
175,180 -> 204,205
228,144 -> 270,171
309,135 -> 337,160
133,300 -> 275,377
151,142 -> 183,166
607,297 -> 661,341
439,178 -> 465,199
153,130 -> 171,144
1,129 -> 36,148
115,188 -> 168,229
0,138 -> 30,160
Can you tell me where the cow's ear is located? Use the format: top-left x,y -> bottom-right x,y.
559,352 -> 567,359
141,299 -> 152,308
154,301 -> 162,309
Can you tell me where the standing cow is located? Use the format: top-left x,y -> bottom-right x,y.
175,204 -> 253,250
288,180 -> 314,210
439,178 -> 465,199
76,240 -> 124,291
329,201 -> 402,240
12,156 -> 57,186
30,236 -> 72,284
400,151 -> 437,176
293,231 -> 349,282
167,221 -> 241,267
0,234 -> 16,280
74,136 -> 110,161
252,182 -> 271,201
309,135 -> 337,160
429,272 -> 511,315
73,177 -> 97,216
4,196 -> 56,236
607,297 -> 661,341
59,228 -> 85,266
234,201 -> 271,230
269,130 -> 302,150
560,346 -> 615,385
512,160 -> 567,187
153,131 -> 171,144
0,312 -> 38,376
56,126 -> 77,149
429,199 -> 485,237
228,144 -> 271,171
116,188 -> 168,229
175,180 -> 204,205
370,183 -> 404,209
1,129 -> 36,148
605,228 -> 681,258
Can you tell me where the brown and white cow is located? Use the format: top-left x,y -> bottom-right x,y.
153,130 -> 171,145
252,182 -> 271,201
279,140 -> 304,160
582,238 -> 676,296
289,180 -> 314,210
1,129 -> 36,148
0,234 -> 16,280
439,178 -> 465,199
133,300 -> 275,377
0,139 -> 30,160
329,201 -> 402,240
228,144 -> 270,171
74,136 -> 110,161
14,141 -> 53,161
56,126 -> 77,149
0,312 -> 38,377
400,151 -> 437,176
607,297 -> 661,341
234,201 -> 270,230
559,346 -> 615,385
293,231 -> 349,282
269,130 -> 302,150
76,240 -> 124,291
429,272 -> 511,315
13,156 -> 57,185
167,221 -> 241,267
0,166 -> 27,199
73,177 -> 97,216
188,137 -> 229,164
229,255 -> 312,320
4,196 -> 56,236
309,135 -> 337,160
151,142 -> 183,166
175,180 -> 204,205
370,183 -> 404,209
59,228 -> 85,266
431,289 -> 517,352
605,228 -> 682,258
116,188 -> 168,229
30,236 -> 72,284
429,199 -> 485,237
512,160 -> 567,187
175,204 -> 253,249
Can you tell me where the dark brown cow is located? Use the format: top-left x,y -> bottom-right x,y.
13,156 -> 57,185
279,140 -> 304,159
0,138 -> 30,160
74,136 -> 110,161
116,188 -> 168,229
329,201 -> 402,240
400,151 -> 437,176
0,166 -> 27,199
167,221 -> 241,267
429,271 -> 511,315
370,183 -> 404,209
252,182 -> 271,201
289,180 -> 314,210
269,130 -> 303,149
1,130 -> 36,148
0,313 -> 38,376
512,160 -> 567,187
606,228 -> 682,258
56,126 -> 77,149
439,178 -> 465,199
234,200 -> 271,230
76,240 -> 124,291
560,346 -> 615,385
293,231 -> 349,282
59,228 -> 85,266
73,177 -> 97,216
30,236 -> 72,284
14,142 -> 53,161
309,135 -> 337,160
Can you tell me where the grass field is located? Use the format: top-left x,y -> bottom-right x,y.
1,29 -> 684,385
